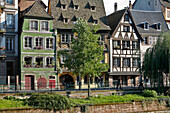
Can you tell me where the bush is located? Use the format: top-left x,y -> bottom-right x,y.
143,90 -> 157,97
26,93 -> 73,110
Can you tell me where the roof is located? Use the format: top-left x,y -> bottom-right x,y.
130,10 -> 169,34
107,9 -> 126,34
51,0 -> 110,30
160,0 -> 170,8
19,0 -> 47,12
21,1 -> 53,19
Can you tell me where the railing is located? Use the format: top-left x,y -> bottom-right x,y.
0,81 -> 169,93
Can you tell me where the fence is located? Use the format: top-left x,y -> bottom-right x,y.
0,81 -> 169,93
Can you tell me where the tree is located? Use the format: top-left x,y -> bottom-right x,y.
143,31 -> 170,93
58,18 -> 109,97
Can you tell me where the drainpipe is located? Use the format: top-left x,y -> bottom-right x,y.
53,29 -> 58,89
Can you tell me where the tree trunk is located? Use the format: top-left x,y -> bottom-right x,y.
88,75 -> 90,97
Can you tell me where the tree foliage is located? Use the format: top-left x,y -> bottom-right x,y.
142,31 -> 170,89
58,18 -> 109,96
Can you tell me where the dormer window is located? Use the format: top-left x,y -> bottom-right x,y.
91,6 -> 96,11
74,5 -> 79,10
124,14 -> 129,22
61,4 -> 66,10
143,22 -> 149,30
94,20 -> 98,24
156,23 -> 161,31
63,18 -> 68,24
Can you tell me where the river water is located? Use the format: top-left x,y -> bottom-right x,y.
141,110 -> 170,113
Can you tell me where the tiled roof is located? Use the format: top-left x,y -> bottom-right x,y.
160,0 -> 170,7
24,1 -> 53,19
107,9 -> 126,34
51,0 -> 110,30
19,0 -> 35,11
130,10 -> 169,34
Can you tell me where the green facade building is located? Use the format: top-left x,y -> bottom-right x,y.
19,1 -> 57,90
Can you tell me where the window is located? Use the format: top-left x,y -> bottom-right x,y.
123,58 -> 130,67
113,40 -> 120,49
24,57 -> 32,67
133,58 -> 138,67
94,20 -> 98,24
35,57 -> 43,68
63,18 -> 68,24
24,37 -> 32,48
46,38 -> 53,49
123,26 -> 130,32
61,4 -> 66,10
91,6 -> 96,11
156,23 -> 161,31
74,5 -> 79,10
7,14 -> 14,28
70,34 -> 74,42
149,36 -> 152,45
46,57 -> 54,67
61,54 -> 67,64
61,34 -> 69,43
41,21 -> 49,31
35,37 -> 43,49
30,20 -> 38,31
144,37 -> 148,45
7,0 -> 13,4
113,58 -> 120,67
149,36 -> 158,45
143,22 -> 149,30
124,14 -> 129,21
6,38 -> 14,52
132,41 -> 138,49
155,0 -> 157,6
148,1 -> 150,5
123,41 -> 130,49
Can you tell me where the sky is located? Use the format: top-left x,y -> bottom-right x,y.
42,0 -> 135,15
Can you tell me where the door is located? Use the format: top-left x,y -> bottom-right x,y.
25,75 -> 34,90
37,77 -> 47,89
6,62 -> 14,85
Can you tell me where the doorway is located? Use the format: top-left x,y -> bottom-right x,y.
25,75 -> 34,90
6,62 -> 14,85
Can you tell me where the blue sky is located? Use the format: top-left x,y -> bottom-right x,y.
42,0 -> 135,15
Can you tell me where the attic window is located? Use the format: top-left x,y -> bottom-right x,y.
74,5 -> 79,10
94,20 -> 98,24
124,14 -> 129,21
156,23 -> 161,31
143,22 -> 149,30
91,6 -> 96,11
61,4 -> 66,10
63,18 -> 68,24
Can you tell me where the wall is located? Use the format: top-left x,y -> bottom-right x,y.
1,100 -> 169,113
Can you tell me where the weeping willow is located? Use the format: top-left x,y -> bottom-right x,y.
143,31 -> 170,93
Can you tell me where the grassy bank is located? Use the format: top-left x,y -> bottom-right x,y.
0,90 -> 169,110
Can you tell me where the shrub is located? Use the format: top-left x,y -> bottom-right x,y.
143,90 -> 157,97
26,93 -> 73,110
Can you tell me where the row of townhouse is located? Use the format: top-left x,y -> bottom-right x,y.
0,0 -> 169,90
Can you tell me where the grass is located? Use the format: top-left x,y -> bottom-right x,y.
0,99 -> 29,109
0,94 -> 169,109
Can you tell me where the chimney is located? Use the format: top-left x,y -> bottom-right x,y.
129,0 -> 132,9
114,2 -> 117,12
48,0 -> 51,15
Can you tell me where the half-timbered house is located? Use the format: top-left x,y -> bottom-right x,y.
107,8 -> 143,87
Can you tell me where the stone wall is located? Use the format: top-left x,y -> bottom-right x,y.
0,101 -> 169,113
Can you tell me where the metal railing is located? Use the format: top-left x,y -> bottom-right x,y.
0,81 -> 169,93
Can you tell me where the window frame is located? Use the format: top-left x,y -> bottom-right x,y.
122,41 -> 130,49
91,6 -> 96,11
132,58 -> 139,67
123,26 -> 130,32
35,57 -> 43,68
143,22 -> 149,30
74,5 -> 79,10
46,57 -> 54,67
24,36 -> 33,49
30,20 -> 39,31
45,37 -> 54,49
40,21 -> 49,31
156,23 -> 161,31
123,58 -> 130,67
6,0 -> 14,5
35,37 -> 44,49
61,4 -> 67,10
113,57 -> 120,67
6,13 -> 15,28
61,34 -> 69,43
6,37 -> 14,52
132,41 -> 138,49
113,40 -> 120,49
124,14 -> 129,22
